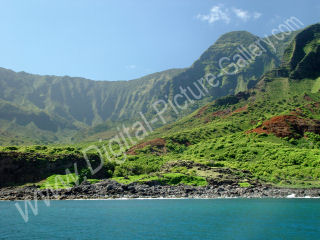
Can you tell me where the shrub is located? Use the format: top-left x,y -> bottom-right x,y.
4,146 -> 18,151
239,182 -> 251,187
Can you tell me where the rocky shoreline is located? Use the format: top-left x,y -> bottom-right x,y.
1,180 -> 320,200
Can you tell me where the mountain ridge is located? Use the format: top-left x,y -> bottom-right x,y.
0,26 -> 304,144
1,23 -> 320,190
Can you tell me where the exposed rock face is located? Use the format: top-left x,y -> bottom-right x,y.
249,115 -> 320,138
1,180 -> 319,200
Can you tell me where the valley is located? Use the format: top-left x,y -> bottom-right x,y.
0,23 -> 319,198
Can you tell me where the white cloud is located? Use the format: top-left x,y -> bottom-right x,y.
197,5 -> 262,24
197,5 -> 231,24
232,8 -> 250,21
126,65 -> 136,70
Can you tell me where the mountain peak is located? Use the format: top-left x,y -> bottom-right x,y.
215,31 -> 257,45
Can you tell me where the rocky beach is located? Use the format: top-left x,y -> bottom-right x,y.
1,180 -> 320,201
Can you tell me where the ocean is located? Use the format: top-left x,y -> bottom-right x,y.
1,199 -> 320,239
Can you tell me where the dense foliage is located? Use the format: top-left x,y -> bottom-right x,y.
1,23 -> 320,189
0,28 -> 295,145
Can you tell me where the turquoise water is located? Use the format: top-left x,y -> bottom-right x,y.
1,199 -> 320,239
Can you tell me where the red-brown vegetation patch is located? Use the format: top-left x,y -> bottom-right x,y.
203,105 -> 248,123
230,105 -> 248,115
305,102 -> 320,113
250,120 -> 258,125
303,94 -> 313,102
203,108 -> 232,123
126,138 -> 167,155
212,109 -> 231,117
195,105 -> 209,118
289,108 -> 303,116
248,115 -> 320,138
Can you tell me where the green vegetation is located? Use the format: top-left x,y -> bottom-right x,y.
0,26 -> 296,145
38,174 -> 78,189
38,173 -> 101,189
239,182 -> 252,188
1,23 -> 320,189
181,133 -> 320,187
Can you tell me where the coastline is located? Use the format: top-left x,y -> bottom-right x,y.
4,197 -> 320,201
1,179 -> 320,201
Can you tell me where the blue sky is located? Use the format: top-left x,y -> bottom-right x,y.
0,0 -> 319,81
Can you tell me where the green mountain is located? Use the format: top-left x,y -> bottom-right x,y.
0,68 -> 184,144
283,23 -> 320,79
0,23 -> 319,189
171,31 -> 277,95
105,23 -> 320,188
0,29 -> 296,145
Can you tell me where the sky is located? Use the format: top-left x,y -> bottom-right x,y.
0,0 -> 319,81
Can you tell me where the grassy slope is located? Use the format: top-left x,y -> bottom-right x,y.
113,77 -> 320,188
1,24 -> 319,189
4,76 -> 320,188
0,28 -> 295,145
0,68 -> 184,145
105,24 -> 320,188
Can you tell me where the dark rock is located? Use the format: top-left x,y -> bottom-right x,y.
1,181 -> 320,200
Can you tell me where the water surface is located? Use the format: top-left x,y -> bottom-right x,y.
1,199 -> 320,239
